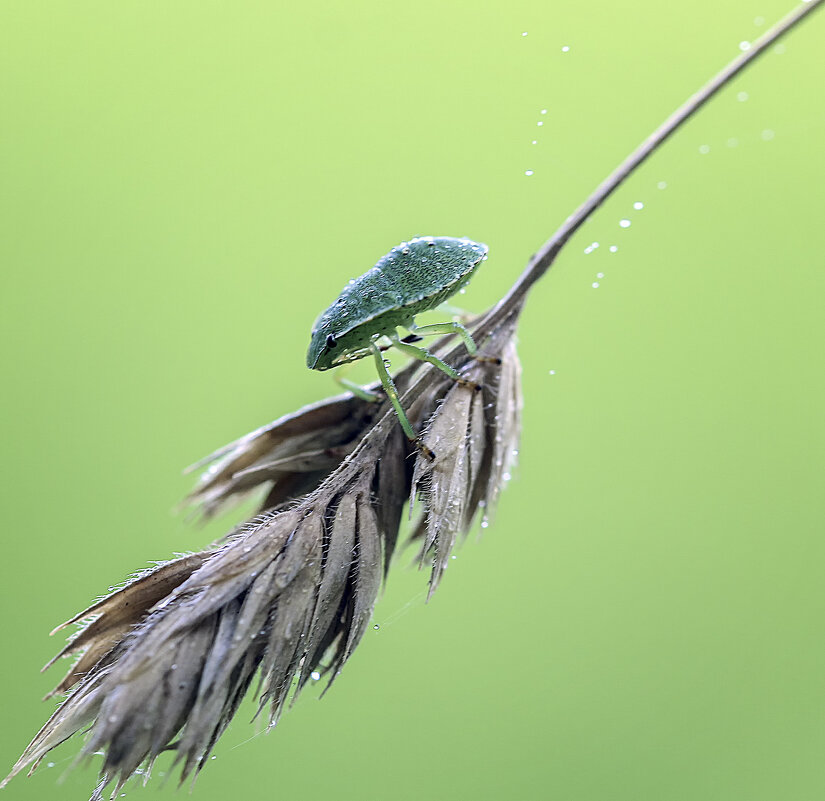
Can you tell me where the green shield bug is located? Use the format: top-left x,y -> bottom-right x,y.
307,235 -> 489,454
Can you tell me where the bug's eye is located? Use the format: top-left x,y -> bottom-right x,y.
326,334 -> 338,349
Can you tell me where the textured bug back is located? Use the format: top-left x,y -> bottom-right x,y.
307,236 -> 487,369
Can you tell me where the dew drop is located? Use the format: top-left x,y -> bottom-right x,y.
549,369 -> 556,375
373,624 -> 380,630
310,671 -> 321,681
727,137 -> 739,148
561,45 -> 570,52
47,762 -> 56,768
737,91 -> 749,102
739,40 -> 751,51
761,128 -> 775,141
540,108 -> 547,115
583,246 -> 593,254
531,139 -> 537,145
481,519 -> 490,529
609,245 -> 618,253
537,121 -> 544,127
592,282 -> 600,288
522,31 -> 528,36
597,272 -> 604,278
619,219 -> 631,229
211,755 -> 217,760
524,169 -> 534,176
591,241 -> 600,249
633,201 -> 644,210
657,181 -> 667,190
451,555 -> 457,560
698,144 -> 710,154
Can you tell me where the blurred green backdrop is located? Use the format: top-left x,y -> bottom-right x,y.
2,2 -> 824,800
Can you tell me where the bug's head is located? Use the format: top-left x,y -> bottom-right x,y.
307,325 -> 352,371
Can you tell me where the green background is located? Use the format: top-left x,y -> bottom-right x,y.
2,2 -> 824,800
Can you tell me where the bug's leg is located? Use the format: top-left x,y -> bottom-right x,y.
335,375 -> 382,402
407,321 -> 477,355
369,342 -> 434,459
333,361 -> 382,401
389,333 -> 481,391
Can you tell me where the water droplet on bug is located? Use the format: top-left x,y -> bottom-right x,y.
592,282 -> 600,288
699,144 -> 710,154
633,201 -> 644,210
739,40 -> 751,51
348,278 -> 355,285
311,671 -> 321,681
609,245 -> 618,252
761,128 -> 775,141
657,181 -> 667,189
525,169 -> 534,176
402,247 -> 410,255
737,91 -> 749,102
619,219 -> 631,228
561,45 -> 570,52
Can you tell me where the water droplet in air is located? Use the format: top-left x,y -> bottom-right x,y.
761,129 -> 775,141
633,201 -> 644,210
525,169 -> 534,176
698,144 -> 710,154
609,245 -> 618,253
619,219 -> 631,229
657,181 -> 667,189
739,41 -> 751,51
310,671 -> 321,681
561,45 -> 570,52
592,282 -> 600,288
